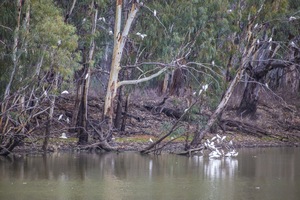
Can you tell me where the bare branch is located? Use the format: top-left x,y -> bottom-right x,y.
118,66 -> 169,87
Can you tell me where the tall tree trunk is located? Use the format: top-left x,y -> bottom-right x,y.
71,72 -> 82,132
237,31 -> 282,117
114,85 -> 123,130
103,1 -> 139,125
121,93 -> 129,132
77,1 -> 98,145
42,73 -> 59,151
77,65 -> 91,145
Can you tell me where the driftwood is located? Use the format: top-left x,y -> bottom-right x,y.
176,146 -> 204,156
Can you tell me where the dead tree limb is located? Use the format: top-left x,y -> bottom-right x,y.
140,101 -> 197,154
190,67 -> 245,146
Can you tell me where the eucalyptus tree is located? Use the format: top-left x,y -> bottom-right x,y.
0,0 -> 78,154
54,0 -> 113,145
226,0 -> 300,117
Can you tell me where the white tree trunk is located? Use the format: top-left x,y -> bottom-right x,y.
103,1 -> 139,123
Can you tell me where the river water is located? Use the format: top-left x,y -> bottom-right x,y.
0,148 -> 300,200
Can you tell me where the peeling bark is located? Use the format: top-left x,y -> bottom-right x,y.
104,2 -> 139,124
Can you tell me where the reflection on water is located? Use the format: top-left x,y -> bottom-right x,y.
0,148 -> 300,200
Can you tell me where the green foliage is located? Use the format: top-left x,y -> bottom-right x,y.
30,0 -> 78,75
0,0 -> 79,97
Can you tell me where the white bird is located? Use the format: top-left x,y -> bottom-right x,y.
85,73 -> 89,79
202,84 -> 208,91
184,108 -> 188,113
212,60 -> 215,66
229,150 -> 238,157
153,9 -> 157,17
225,152 -> 232,157
136,32 -> 147,39
209,151 -> 221,158
66,117 -> 70,124
226,149 -> 238,157
109,30 -> 113,35
61,90 -> 69,94
268,37 -> 272,42
57,39 -> 61,46
82,18 -> 86,23
58,114 -> 63,121
140,34 -> 147,40
254,23 -> 258,29
193,91 -> 196,95
289,16 -> 296,21
98,17 -> 106,22
232,151 -> 238,157
257,39 -> 260,44
291,41 -> 296,47
208,143 -> 216,150
149,138 -> 153,143
198,89 -> 203,96
59,133 -> 68,139
43,90 -> 47,97
265,83 -> 269,88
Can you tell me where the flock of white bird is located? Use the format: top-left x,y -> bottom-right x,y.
204,134 -> 238,159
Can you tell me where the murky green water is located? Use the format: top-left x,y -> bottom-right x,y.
0,148 -> 300,200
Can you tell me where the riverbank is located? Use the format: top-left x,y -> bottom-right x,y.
12,132 -> 299,155
3,88 -> 300,156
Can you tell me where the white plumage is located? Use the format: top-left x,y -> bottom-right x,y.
59,133 -> 67,139
61,90 -> 69,94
